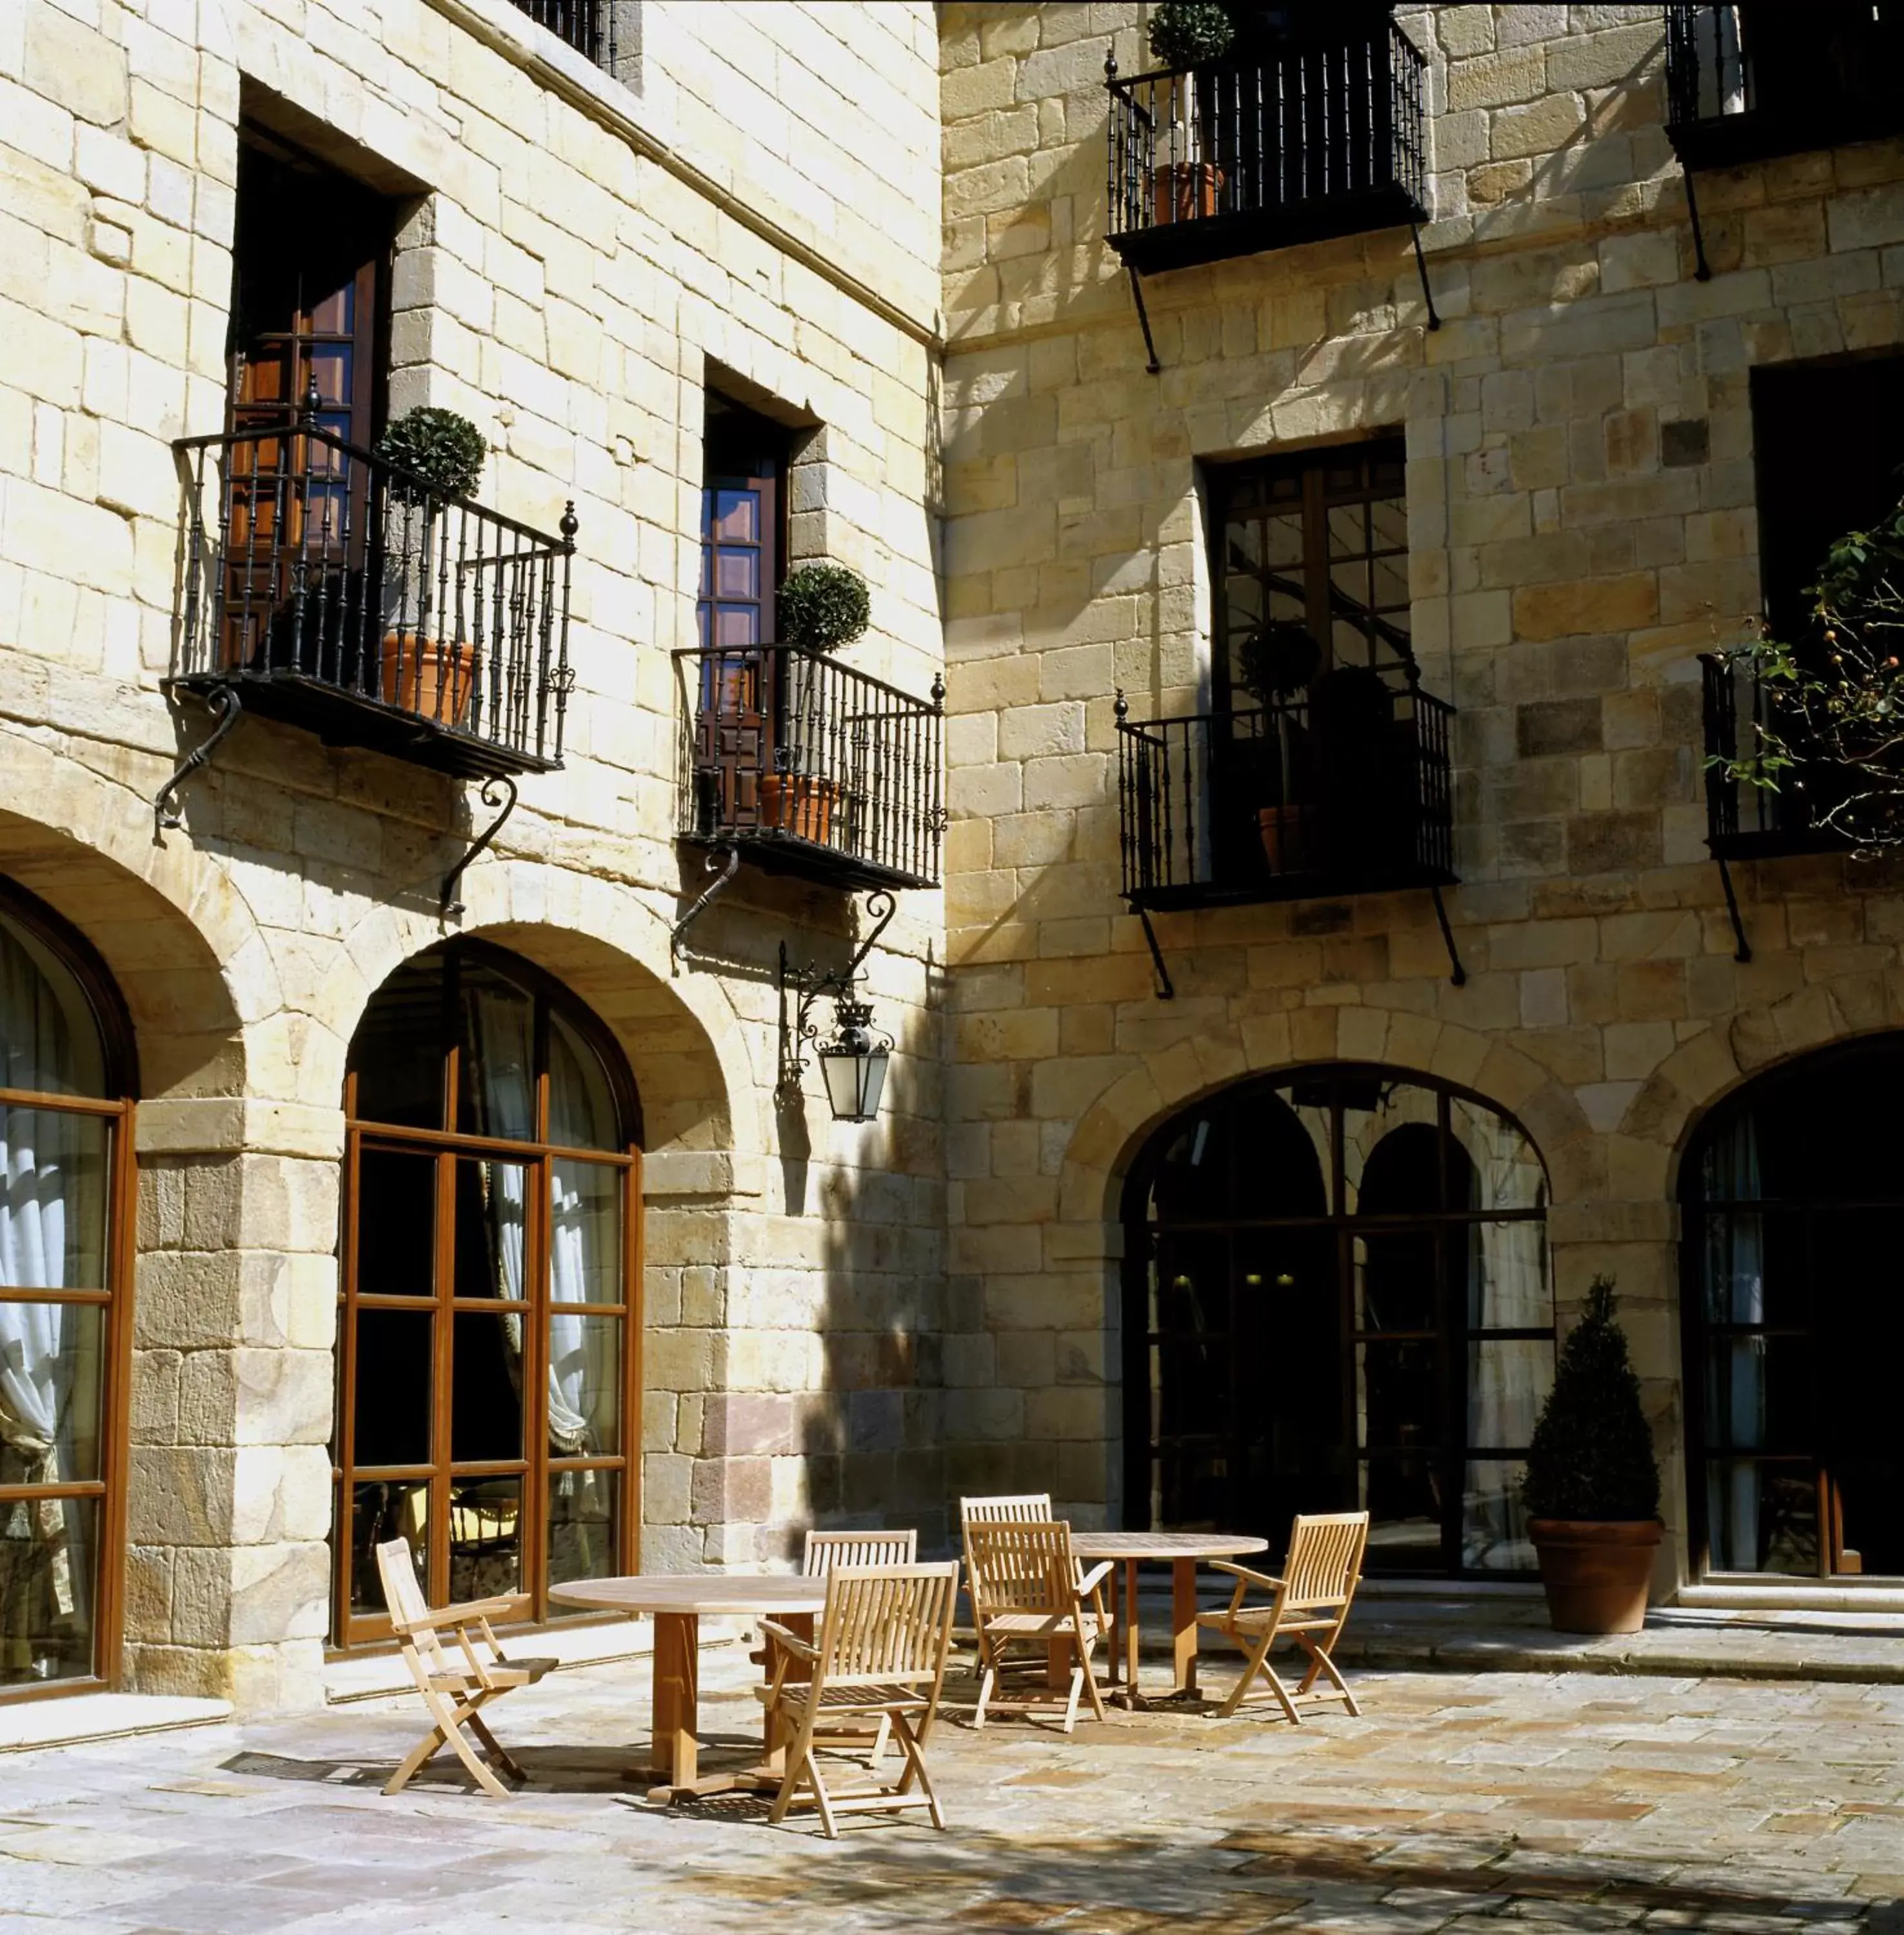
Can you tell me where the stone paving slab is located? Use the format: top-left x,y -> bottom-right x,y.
2,1642 -> 1902,1934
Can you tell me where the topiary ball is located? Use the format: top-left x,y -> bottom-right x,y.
1147,0 -> 1235,71
777,562 -> 871,653
374,407 -> 488,504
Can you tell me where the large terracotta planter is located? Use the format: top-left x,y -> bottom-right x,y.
1150,159 -> 1224,226
1259,802 -> 1319,875
381,633 -> 476,726
760,772 -> 838,844
1529,1517 -> 1662,1634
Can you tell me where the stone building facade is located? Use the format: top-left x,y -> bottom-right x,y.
3,0 -> 1903,1713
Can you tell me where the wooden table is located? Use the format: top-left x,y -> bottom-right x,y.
1068,1532 -> 1270,1707
549,1574 -> 829,1799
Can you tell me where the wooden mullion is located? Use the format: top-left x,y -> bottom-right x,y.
526,1143 -> 551,1622
428,1142 -> 455,1609
350,1118 -> 637,1164
0,1480 -> 110,1504
625,1145 -> 644,1574
0,1286 -> 112,1305
0,1086 -> 127,1117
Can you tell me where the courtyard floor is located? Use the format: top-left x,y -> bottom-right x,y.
3,1641 -> 1901,1934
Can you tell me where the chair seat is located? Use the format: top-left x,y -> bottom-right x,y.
771,1682 -> 936,1716
1198,1611 -> 1336,1636
982,1611 -> 1109,1640
492,1657 -> 559,1680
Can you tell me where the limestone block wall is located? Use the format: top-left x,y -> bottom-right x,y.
0,0 -> 947,1702
937,2 -> 1904,1582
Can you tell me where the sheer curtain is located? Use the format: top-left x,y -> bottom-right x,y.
0,924 -> 91,1669
1702,1113 -> 1765,1569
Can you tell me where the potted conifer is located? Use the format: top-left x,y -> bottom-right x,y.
1523,1277 -> 1663,1634
1145,1 -> 1233,224
765,562 -> 871,844
373,406 -> 488,726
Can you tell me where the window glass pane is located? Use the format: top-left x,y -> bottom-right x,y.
454,1159 -> 529,1302
1151,1235 -> 1229,1336
1152,1437 -> 1225,1532
1466,1219 -> 1550,1331
1155,1336 -> 1227,1442
0,1302 -> 104,1485
355,1147 -> 434,1297
0,910 -> 108,1101
1467,1338 -> 1551,1452
350,1482 -> 428,1616
0,1108 -> 108,1290
551,1160 -> 621,1304
352,1308 -> 433,1467
1358,1339 -> 1440,1453
1353,1229 -> 1436,1334
1463,1459 -> 1533,1573
351,955 -> 444,1129
1340,1080 -> 1437,1214
547,1011 -> 620,1151
1147,1112 -> 1230,1222
1360,1458 -> 1442,1571
1370,498 -> 1407,550
1707,1460 -> 1817,1573
1327,504 -> 1366,558
0,1493 -> 97,1686
548,1315 -> 620,1456
711,488 -> 758,543
449,1478 -> 521,1601
452,1309 -> 524,1464
1704,1336 -> 1811,1453
456,962 -> 536,1142
1450,1097 -> 1546,1215
1265,512 -> 1302,568
549,1467 -> 619,1591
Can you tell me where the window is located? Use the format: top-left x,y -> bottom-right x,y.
1124,1067 -> 1551,1576
0,884 -> 134,1696
335,942 -> 641,1643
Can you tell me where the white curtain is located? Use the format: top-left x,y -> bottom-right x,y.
0,922 -> 96,1660
1702,1113 -> 1765,1569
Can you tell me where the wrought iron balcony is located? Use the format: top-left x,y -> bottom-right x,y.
1116,675 -> 1455,910
1700,653 -> 1852,858
1106,19 -> 1427,276
1665,3 -> 1904,172
171,407 -> 577,782
508,0 -> 615,68
677,644 -> 944,893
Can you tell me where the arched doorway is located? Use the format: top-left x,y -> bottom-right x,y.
1123,1066 -> 1551,1576
1683,1035 -> 1904,1578
335,940 -> 642,1644
0,880 -> 136,1695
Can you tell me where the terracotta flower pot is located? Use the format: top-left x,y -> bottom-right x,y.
1259,802 -> 1318,875
381,634 -> 476,726
1528,1518 -> 1663,1634
1150,159 -> 1223,226
760,772 -> 837,844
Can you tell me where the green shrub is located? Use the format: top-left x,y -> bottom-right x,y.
778,562 -> 871,653
1522,1277 -> 1661,1522
374,407 -> 487,503
1235,621 -> 1321,702
1147,0 -> 1235,70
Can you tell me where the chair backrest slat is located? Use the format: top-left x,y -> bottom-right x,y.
1282,1511 -> 1369,1609
964,1519 -> 1075,1618
377,1538 -> 455,1678
959,1493 -> 1053,1531
817,1562 -> 959,1683
802,1529 -> 918,1576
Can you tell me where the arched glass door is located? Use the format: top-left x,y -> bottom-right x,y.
335,940 -> 642,1643
1124,1067 -> 1551,1576
0,884 -> 134,1695
1683,1035 -> 1904,1577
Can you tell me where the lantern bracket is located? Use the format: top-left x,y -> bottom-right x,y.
777,888 -> 897,1104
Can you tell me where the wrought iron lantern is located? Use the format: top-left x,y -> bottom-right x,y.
778,891 -> 897,1124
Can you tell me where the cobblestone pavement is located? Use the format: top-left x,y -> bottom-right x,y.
3,1644 -> 1902,1934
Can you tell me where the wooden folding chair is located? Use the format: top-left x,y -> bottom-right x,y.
1196,1511 -> 1369,1722
958,1493 -> 1052,1535
963,1519 -> 1112,1732
374,1538 -> 555,1798
759,1562 -> 959,1839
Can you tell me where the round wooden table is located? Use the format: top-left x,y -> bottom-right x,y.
1068,1533 -> 1269,1707
550,1574 -> 829,1798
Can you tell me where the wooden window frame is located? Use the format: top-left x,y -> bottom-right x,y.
333,939 -> 644,1649
0,877 -> 138,1704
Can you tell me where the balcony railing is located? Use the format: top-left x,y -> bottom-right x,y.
1116,677 -> 1455,909
172,410 -> 577,780
1106,19 -> 1427,275
508,0 -> 615,69
1665,3 -> 1904,170
676,644 -> 944,892
1700,653 -> 1852,857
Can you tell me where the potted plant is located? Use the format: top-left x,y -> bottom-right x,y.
373,406 -> 488,726
1235,620 -> 1321,873
1523,1277 -> 1663,1634
764,561 -> 871,844
1145,1 -> 1233,225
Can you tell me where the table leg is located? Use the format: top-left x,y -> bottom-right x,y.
650,1611 -> 699,1791
1104,1564 -> 1122,1688
1122,1558 -> 1143,1705
1171,1558 -> 1199,1697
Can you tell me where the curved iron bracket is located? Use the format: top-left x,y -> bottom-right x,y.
154,683 -> 243,836
669,844 -> 740,975
1136,906 -> 1176,1002
1715,854 -> 1752,963
778,888 -> 898,1098
1682,164 -> 1713,281
1430,883 -> 1468,987
440,775 -> 518,918
1410,224 -> 1442,331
